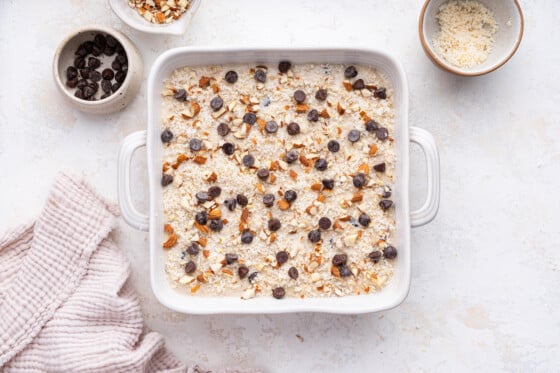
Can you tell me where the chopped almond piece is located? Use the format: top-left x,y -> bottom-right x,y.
194,222 -> 209,234
193,155 -> 207,164
202,249 -> 210,258
164,224 -> 174,234
331,266 -> 341,277
358,163 -> 370,174
332,221 -> 343,230
162,162 -> 170,172
256,182 -> 264,193
221,268 -> 233,276
212,83 -> 219,93
269,173 -> 277,183
289,170 -> 298,180
317,194 -> 326,203
199,76 -> 211,88
208,208 -> 221,220
299,154 -> 310,167
295,104 -> 309,113
339,215 -> 351,222
369,144 -> 379,156
337,102 -> 345,115
191,102 -> 201,117
310,182 -> 322,191
190,284 -> 200,293
277,199 -> 290,210
343,81 -> 353,91
206,171 -> 218,182
318,109 -> 330,119
162,233 -> 177,249
198,237 -> 208,247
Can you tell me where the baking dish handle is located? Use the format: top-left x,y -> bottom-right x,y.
409,126 -> 440,227
117,130 -> 149,231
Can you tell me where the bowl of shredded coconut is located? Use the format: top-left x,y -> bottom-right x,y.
419,0 -> 524,76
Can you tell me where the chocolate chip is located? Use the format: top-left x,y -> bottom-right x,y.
209,219 -> 223,232
348,129 -> 361,142
223,198 -> 236,211
66,66 -> 78,80
315,88 -> 328,101
111,82 -> 121,93
284,190 -> 297,203
195,211 -> 208,225
276,251 -> 289,265
268,218 -> 281,232
248,272 -> 258,283
90,70 -> 101,82
94,34 -> 106,48
352,79 -> 365,90
82,86 -> 94,99
74,89 -> 84,99
208,186 -> 222,198
288,267 -> 299,280
222,142 -> 235,155
307,109 -> 319,122
241,230 -> 254,244
88,57 -> 101,69
383,245 -> 397,259
106,35 -> 118,48
116,54 -> 127,65
287,122 -> 300,136
374,128 -> 389,143
293,90 -> 306,103
327,140 -> 340,153
365,119 -> 379,132
195,191 -> 210,203
111,59 -> 122,71
332,254 -> 347,266
243,112 -> 257,125
66,78 -> 78,88
91,44 -> 103,56
225,253 -> 239,264
76,79 -> 88,90
104,46 -> 115,56
368,250 -> 382,263
254,69 -> 267,83
358,213 -> 371,227
265,120 -> 279,133
225,70 -> 238,84
210,96 -> 223,111
187,242 -> 200,256
263,193 -> 275,207
339,265 -> 352,277
353,173 -> 366,188
314,158 -> 328,171
344,66 -> 358,79
80,68 -> 91,79
161,174 -> 173,187
257,168 -> 269,180
115,71 -> 126,83
308,229 -> 321,243
318,217 -> 331,230
373,163 -> 386,172
75,46 -> 87,58
88,81 -> 99,93
322,178 -> 334,190
285,149 -> 299,163
101,79 -> 112,94
185,261 -> 196,274
217,122 -> 230,137
382,185 -> 392,198
236,194 -> 249,206
374,87 -> 387,99
238,265 -> 249,279
74,57 -> 86,69
272,287 -> 286,299
242,154 -> 255,167
278,61 -> 291,73
379,200 -> 393,211
174,88 -> 187,101
189,138 -> 202,151
161,128 -> 173,142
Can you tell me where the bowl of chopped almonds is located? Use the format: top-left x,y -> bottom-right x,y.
419,0 -> 524,76
109,0 -> 201,35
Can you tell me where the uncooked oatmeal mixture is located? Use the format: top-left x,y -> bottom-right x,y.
159,61 -> 398,300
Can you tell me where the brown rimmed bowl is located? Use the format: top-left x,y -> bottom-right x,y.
419,0 -> 524,76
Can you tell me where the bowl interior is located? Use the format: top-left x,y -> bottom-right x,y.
421,0 -> 523,75
56,29 -> 129,103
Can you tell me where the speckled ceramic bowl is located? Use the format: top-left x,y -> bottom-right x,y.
53,25 -> 143,114
419,0 -> 524,76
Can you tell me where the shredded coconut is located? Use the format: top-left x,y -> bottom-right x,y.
432,0 -> 498,68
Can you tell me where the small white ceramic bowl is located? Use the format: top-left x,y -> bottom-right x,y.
419,0 -> 524,76
53,26 -> 143,114
109,0 -> 201,35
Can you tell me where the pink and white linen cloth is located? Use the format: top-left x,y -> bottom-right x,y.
0,174 -> 187,372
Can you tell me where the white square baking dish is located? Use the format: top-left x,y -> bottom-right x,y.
118,47 -> 440,314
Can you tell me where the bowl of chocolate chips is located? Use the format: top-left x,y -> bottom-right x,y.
53,26 -> 143,114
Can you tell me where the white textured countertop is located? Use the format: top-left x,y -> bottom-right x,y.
1,1 -> 558,372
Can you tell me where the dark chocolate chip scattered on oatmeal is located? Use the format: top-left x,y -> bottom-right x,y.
322,178 -> 335,190
348,129 -> 361,143
315,88 -> 328,101
238,265 -> 249,279
318,217 -> 332,230
225,253 -> 239,264
161,129 -> 173,143
243,112 -> 257,125
374,163 -> 386,172
368,250 -> 382,263
225,70 -> 238,84
352,79 -> 365,90
339,265 -> 352,277
222,142 -> 235,155
242,154 -> 255,167
209,219 -> 224,232
314,158 -> 328,171
288,266 -> 299,280
379,199 -> 393,211
265,120 -> 279,133
272,287 -> 286,299
208,186 -> 222,198
268,218 -> 281,232
189,138 -> 202,151
285,149 -> 299,163
283,190 -> 297,203
195,211 -> 208,225
374,87 -> 387,99
174,88 -> 187,101
254,69 -> 267,83
278,61 -> 291,73
224,198 -> 237,211
293,90 -> 306,103
195,191 -> 210,203
376,127 -> 389,141
236,194 -> 249,206
344,65 -> 358,79
353,173 -> 366,188
365,119 -> 379,132
210,96 -> 224,111
161,174 -> 173,186
263,193 -> 275,207
185,261 -> 196,274
248,272 -> 258,283
332,254 -> 348,266
217,122 -> 230,136
307,109 -> 319,122
276,251 -> 289,265
257,168 -> 270,180
327,140 -> 340,153
358,213 -> 371,227
287,122 -> 301,136
308,229 -> 321,243
382,185 -> 392,198
187,242 -> 200,256
383,245 -> 397,259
